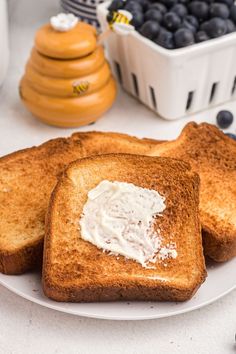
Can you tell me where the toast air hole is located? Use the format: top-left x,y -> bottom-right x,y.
114,61 -> 123,85
149,86 -> 157,110
186,91 -> 194,111
131,73 -> 139,97
209,82 -> 218,103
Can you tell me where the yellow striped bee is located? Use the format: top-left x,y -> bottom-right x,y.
108,10 -> 132,29
72,81 -> 89,96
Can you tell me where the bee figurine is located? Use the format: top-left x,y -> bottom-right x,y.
72,81 -> 89,96
98,10 -> 134,44
107,10 -> 132,29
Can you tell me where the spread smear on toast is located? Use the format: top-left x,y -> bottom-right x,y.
79,180 -> 169,268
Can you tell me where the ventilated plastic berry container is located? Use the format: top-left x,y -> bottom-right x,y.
97,2 -> 236,120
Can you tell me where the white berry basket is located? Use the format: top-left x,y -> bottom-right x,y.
98,1 -> 236,120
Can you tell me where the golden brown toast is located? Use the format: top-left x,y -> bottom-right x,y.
149,122 -> 236,262
43,154 -> 206,302
72,131 -> 161,156
0,137 -> 84,274
0,132 -> 161,275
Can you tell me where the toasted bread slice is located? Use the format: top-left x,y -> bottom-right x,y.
149,122 -> 236,262
0,132 -> 161,275
72,131 -> 161,156
43,154 -> 206,302
0,137 -> 84,274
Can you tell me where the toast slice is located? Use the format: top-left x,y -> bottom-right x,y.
72,131 -> 161,156
0,137 -> 84,274
43,154 -> 206,302
149,122 -> 236,262
0,132 -> 161,275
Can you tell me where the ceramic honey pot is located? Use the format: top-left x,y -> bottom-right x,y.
20,14 -> 117,127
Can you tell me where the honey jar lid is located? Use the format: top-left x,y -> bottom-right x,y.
35,13 -> 97,60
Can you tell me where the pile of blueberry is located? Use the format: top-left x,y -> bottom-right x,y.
108,0 -> 236,49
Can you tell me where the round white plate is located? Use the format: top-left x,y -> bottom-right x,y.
0,258 -> 235,320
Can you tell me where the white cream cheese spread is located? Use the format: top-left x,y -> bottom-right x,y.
79,180 -> 177,268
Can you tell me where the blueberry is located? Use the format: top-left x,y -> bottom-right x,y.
159,0 -> 178,9
209,3 -> 230,19
174,28 -> 195,47
179,0 -> 190,4
135,0 -> 147,5
205,17 -> 227,37
106,12 -> 114,23
108,0 -> 124,12
130,11 -> 144,29
230,4 -> 236,23
185,15 -> 199,28
182,19 -> 197,33
145,9 -> 163,23
148,3 -> 167,14
154,27 -> 175,49
216,110 -> 234,128
163,12 -> 182,31
188,1 -> 209,22
225,133 -> 236,140
195,30 -> 210,42
218,0 -> 234,7
140,20 -> 160,39
133,0 -> 149,11
200,21 -> 210,31
226,19 -> 235,33
125,1 -> 142,13
171,4 -> 188,18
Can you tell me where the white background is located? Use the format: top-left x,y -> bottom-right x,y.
0,0 -> 236,353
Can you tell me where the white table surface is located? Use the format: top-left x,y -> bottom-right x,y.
0,0 -> 236,353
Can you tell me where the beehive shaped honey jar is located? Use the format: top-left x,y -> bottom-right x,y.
20,14 -> 117,127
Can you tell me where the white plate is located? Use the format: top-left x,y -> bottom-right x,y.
0,258 -> 235,320
1,101 -> 236,321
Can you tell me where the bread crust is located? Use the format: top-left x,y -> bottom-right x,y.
72,131 -> 162,156
0,238 -> 43,275
202,227 -> 236,262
